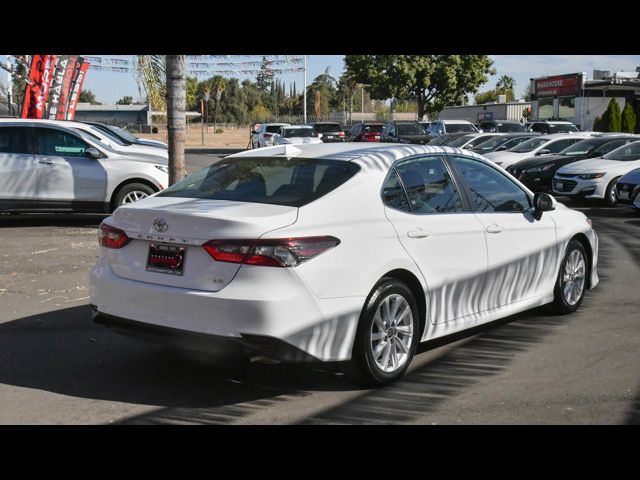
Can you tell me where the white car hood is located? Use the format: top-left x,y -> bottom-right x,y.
484,151 -> 530,166
557,158 -> 640,175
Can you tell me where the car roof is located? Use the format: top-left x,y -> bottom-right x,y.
439,120 -> 475,124
228,142 -> 488,165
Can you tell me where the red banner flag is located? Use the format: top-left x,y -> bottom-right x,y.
65,58 -> 90,120
20,55 -> 57,119
53,56 -> 78,120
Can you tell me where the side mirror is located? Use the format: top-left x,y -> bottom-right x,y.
532,192 -> 555,220
85,147 -> 103,159
536,149 -> 551,156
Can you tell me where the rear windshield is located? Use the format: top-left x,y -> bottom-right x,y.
496,122 -> 527,132
364,124 -> 383,133
313,123 -> 341,132
549,123 -> 579,133
397,123 -> 426,136
157,157 -> 360,207
266,125 -> 285,133
446,123 -> 477,133
282,128 -> 315,138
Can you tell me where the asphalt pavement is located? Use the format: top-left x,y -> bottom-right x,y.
1,152 -> 639,424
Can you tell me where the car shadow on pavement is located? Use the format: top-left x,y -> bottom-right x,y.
0,213 -> 107,228
0,305 -> 357,421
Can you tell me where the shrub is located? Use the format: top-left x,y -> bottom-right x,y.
601,98 -> 622,132
621,101 -> 637,133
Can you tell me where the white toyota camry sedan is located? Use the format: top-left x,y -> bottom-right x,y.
90,143 -> 599,385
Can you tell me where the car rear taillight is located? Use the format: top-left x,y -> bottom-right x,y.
338,131 -> 345,137
98,223 -> 131,249
203,237 -> 340,267
263,133 -> 273,139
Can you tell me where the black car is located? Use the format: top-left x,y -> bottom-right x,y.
380,121 -> 432,145
469,133 -> 542,155
508,135 -> 639,192
306,122 -> 345,143
478,120 -> 528,133
526,121 -> 580,134
427,132 -> 468,146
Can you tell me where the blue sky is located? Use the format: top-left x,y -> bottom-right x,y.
4,55 -> 640,104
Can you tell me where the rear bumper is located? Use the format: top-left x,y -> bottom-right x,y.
90,260 -> 363,362
92,308 -> 318,362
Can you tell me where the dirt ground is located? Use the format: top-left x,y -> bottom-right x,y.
138,125 -> 252,148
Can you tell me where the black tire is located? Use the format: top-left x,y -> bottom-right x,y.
111,183 -> 156,212
349,278 -> 419,387
549,239 -> 588,314
604,177 -> 621,207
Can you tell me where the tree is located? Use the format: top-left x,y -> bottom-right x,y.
496,75 -> 515,94
79,89 -> 101,104
621,101 -> 636,133
256,56 -> 274,92
306,67 -> 338,120
345,55 -> 494,119
592,115 -> 603,132
212,75 -> 227,132
601,98 -> 622,132
116,96 -> 133,105
475,90 -> 498,104
165,55 -> 187,185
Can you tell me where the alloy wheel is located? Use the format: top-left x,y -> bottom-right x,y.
121,190 -> 149,205
562,249 -> 586,305
370,294 -> 414,373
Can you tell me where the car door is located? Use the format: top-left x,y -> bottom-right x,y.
448,155 -> 558,311
0,126 -> 36,209
382,155 -> 488,325
32,127 -> 107,208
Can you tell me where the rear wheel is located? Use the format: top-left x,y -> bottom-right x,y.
604,177 -> 621,207
350,278 -> 419,386
111,183 -> 155,211
550,239 -> 588,314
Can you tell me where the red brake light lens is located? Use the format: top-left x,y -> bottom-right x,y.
203,237 -> 340,267
98,223 -> 131,249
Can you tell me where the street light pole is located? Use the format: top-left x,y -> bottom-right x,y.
303,55 -> 307,124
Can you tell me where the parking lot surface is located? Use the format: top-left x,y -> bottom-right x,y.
1,153 -> 639,424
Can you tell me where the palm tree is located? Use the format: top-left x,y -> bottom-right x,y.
496,75 -> 515,94
212,76 -> 227,133
136,55 -> 186,185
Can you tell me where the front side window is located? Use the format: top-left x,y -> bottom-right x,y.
603,141 -> 640,161
594,139 -> 627,155
447,134 -> 477,148
0,127 -> 28,154
511,137 -> 549,153
391,156 -> 463,214
34,128 -> 90,157
450,156 -> 531,213
158,157 -> 360,207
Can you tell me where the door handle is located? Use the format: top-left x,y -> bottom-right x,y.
38,159 -> 56,165
485,224 -> 503,234
407,228 -> 431,239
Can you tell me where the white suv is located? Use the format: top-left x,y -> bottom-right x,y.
0,120 -> 168,213
426,120 -> 479,137
251,123 -> 290,148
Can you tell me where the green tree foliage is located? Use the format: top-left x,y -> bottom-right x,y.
475,90 -> 498,104
601,98 -> 622,132
256,57 -> 274,92
306,67 -> 337,120
78,89 -> 101,104
345,55 -> 494,118
116,96 -> 133,105
621,101 -> 637,133
592,115 -> 603,132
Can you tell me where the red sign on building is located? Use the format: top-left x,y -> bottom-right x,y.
534,74 -> 583,97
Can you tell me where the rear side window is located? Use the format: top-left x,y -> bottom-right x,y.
0,127 -> 28,154
158,157 -> 360,207
547,138 -> 580,153
34,128 -> 89,157
391,156 -> 463,214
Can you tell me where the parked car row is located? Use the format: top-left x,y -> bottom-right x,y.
0,118 -> 169,214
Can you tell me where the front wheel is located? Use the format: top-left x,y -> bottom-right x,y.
350,278 -> 419,386
604,177 -> 621,207
549,240 -> 588,314
111,183 -> 155,212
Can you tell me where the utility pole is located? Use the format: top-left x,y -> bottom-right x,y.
200,98 -> 205,146
361,85 -> 364,118
303,55 -> 307,124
